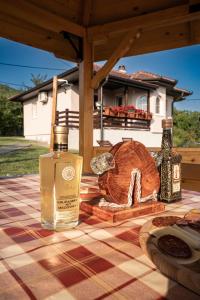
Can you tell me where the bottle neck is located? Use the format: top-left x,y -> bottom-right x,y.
53,143 -> 68,152
161,128 -> 172,155
53,128 -> 68,152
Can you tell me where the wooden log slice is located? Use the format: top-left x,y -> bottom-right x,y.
98,141 -> 160,205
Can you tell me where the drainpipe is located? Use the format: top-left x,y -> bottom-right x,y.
99,76 -> 109,141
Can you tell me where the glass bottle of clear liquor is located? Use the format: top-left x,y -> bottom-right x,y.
40,125 -> 83,230
159,118 -> 182,202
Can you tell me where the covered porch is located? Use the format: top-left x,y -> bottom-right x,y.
1,0 -> 200,174
0,1 -> 200,299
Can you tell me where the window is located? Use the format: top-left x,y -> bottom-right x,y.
155,96 -> 160,114
32,102 -> 38,119
136,95 -> 147,111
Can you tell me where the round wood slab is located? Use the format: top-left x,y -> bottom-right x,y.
98,141 -> 160,205
139,217 -> 200,295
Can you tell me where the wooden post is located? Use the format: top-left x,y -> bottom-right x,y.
65,109 -> 69,126
79,35 -> 94,173
50,76 -> 58,151
147,90 -> 150,112
124,87 -> 128,106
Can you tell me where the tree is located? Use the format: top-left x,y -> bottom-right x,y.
30,73 -> 48,86
173,108 -> 200,147
0,84 -> 23,136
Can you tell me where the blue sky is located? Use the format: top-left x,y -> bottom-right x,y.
0,37 -> 200,111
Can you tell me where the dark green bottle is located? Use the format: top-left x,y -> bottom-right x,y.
159,118 -> 182,202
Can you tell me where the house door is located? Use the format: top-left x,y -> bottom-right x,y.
116,95 -> 123,106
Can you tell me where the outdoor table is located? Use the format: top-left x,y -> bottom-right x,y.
0,175 -> 200,300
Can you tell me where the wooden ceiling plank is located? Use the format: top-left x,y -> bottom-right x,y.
88,4 -> 200,42
188,19 -> 200,43
0,12 -> 72,44
94,22 -> 200,61
0,18 -> 76,61
91,30 -> 141,89
89,0 -> 183,25
0,0 -> 84,37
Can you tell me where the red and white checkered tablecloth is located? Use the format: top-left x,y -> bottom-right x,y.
0,175 -> 200,300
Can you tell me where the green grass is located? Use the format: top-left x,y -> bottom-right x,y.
0,137 -> 48,176
0,136 -> 32,146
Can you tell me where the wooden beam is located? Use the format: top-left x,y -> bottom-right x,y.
124,87 -> 128,106
79,35 -> 94,173
147,90 -> 150,113
94,22 -> 200,61
50,76 -> 58,152
0,15 -> 76,61
88,4 -> 200,43
82,0 -> 93,26
0,0 -> 84,37
91,30 -> 141,89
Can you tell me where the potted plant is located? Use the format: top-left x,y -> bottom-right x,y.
127,105 -> 136,118
110,106 -> 118,116
104,106 -> 110,116
118,106 -> 127,117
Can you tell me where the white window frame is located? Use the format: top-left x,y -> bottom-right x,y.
155,96 -> 161,114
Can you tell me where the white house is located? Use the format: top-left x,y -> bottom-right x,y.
10,65 -> 191,150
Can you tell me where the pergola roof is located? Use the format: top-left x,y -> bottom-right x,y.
1,0 -> 199,173
0,0 -> 200,62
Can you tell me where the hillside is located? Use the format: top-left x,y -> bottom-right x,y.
0,84 -> 23,136
0,84 -> 19,97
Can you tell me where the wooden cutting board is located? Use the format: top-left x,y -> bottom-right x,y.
139,217 -> 200,295
98,141 -> 160,205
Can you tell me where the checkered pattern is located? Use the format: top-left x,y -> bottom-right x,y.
0,174 -> 200,300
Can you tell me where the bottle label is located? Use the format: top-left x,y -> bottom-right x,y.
172,164 -> 181,193
173,164 -> 180,180
173,181 -> 181,193
54,162 -> 80,213
62,166 -> 75,181
57,196 -> 78,211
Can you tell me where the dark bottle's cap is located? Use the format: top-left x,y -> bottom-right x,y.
53,125 -> 68,151
162,118 -> 173,129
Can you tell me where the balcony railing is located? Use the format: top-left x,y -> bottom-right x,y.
56,109 -> 151,130
56,110 -> 79,128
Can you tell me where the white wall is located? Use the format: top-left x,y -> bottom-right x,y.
23,82 -> 172,148
149,87 -> 167,134
56,87 -> 72,111
23,87 -> 72,143
23,95 -> 52,143
94,128 -> 162,148
61,128 -> 162,152
166,95 -> 173,117
103,89 -> 116,106
70,85 -> 79,111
